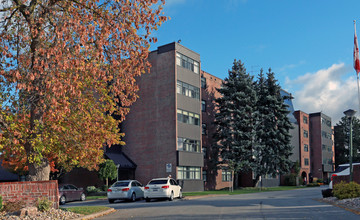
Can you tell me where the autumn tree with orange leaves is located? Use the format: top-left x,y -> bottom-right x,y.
0,0 -> 167,181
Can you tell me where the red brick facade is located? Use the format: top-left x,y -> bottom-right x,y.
294,111 -> 311,183
122,48 -> 177,186
201,71 -> 248,189
0,180 -> 59,209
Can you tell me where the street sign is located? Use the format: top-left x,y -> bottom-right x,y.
166,163 -> 172,173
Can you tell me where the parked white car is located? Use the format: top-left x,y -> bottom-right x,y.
107,180 -> 144,203
144,178 -> 182,202
329,163 -> 360,189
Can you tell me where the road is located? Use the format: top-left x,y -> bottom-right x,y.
63,186 -> 359,219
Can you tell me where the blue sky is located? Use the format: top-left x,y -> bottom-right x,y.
150,0 -> 360,123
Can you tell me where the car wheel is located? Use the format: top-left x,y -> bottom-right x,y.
178,190 -> 182,199
169,191 -> 174,201
80,193 -> 86,201
145,198 -> 151,202
59,196 -> 66,205
108,199 -> 115,203
131,193 -> 136,202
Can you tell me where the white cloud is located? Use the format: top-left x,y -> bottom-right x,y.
286,63 -> 357,124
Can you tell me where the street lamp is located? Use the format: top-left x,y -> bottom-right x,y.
344,109 -> 357,182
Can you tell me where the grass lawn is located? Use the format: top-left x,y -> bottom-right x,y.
183,186 -> 305,197
87,195 -> 107,200
62,206 -> 111,215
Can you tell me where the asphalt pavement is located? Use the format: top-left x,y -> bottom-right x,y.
64,186 -> 360,219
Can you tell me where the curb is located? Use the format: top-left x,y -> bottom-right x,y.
183,194 -> 228,200
316,198 -> 360,215
72,208 -> 116,220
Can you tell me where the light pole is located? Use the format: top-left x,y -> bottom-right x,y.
344,109 -> 357,182
116,164 -> 120,181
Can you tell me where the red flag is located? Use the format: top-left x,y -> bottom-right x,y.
354,21 -> 360,74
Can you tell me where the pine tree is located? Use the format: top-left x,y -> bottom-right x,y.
253,69 -> 293,183
213,60 -> 256,188
334,116 -> 360,167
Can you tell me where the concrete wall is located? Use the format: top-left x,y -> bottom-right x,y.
178,151 -> 203,167
175,43 -> 202,191
289,123 -> 300,163
261,177 -> 280,187
178,179 -> 204,192
0,180 -> 59,209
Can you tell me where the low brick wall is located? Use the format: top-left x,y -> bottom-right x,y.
0,180 -> 59,209
333,164 -> 360,186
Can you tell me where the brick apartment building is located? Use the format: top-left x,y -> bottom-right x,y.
309,112 -> 334,182
122,42 -> 204,192
294,110 -> 311,183
201,70 -> 234,190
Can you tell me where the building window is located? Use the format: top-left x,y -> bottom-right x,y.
304,144 -> 309,152
322,131 -> 331,139
222,170 -> 232,182
201,100 -> 206,112
203,170 -> 207,182
303,130 -> 308,138
177,166 -> 201,180
177,80 -> 200,99
177,109 -> 200,126
303,116 -> 308,124
322,144 -> 326,150
321,118 -> 331,127
176,52 -> 199,74
201,77 -> 206,88
304,158 -> 309,166
202,123 -> 207,135
177,137 -> 200,152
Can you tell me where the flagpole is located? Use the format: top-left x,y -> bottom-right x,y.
357,73 -> 360,112
354,20 -> 360,112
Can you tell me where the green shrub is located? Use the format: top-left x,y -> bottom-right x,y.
2,200 -> 26,213
0,195 -> 3,211
37,197 -> 52,212
86,186 -> 102,193
102,185 -> 109,191
316,179 -> 323,183
283,174 -> 298,186
333,181 -> 360,200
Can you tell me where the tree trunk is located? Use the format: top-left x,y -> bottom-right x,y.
234,173 -> 239,189
27,158 -> 50,181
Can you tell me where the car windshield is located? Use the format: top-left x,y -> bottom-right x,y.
113,181 -> 130,187
334,165 -> 349,173
148,180 -> 168,185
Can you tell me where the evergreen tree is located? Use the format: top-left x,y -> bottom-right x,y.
334,116 -> 360,167
253,69 -> 293,182
213,60 -> 257,188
